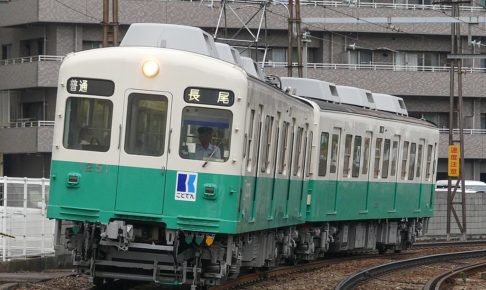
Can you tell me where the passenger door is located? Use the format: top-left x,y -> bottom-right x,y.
115,91 -> 172,214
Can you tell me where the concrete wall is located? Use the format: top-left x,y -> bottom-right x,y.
0,127 -> 53,154
427,190 -> 486,238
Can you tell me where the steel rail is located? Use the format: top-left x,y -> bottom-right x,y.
423,261 -> 486,290
335,249 -> 486,290
414,240 -> 486,248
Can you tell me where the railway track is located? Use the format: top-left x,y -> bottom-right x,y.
210,240 -> 486,290
11,240 -> 486,290
334,249 -> 486,290
423,261 -> 486,290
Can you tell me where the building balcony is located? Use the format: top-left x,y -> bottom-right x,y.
437,129 -> 486,160
0,121 -> 54,154
0,55 -> 63,90
264,62 -> 486,97
1,0 -> 485,36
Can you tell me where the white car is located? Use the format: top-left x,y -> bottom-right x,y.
435,180 -> 486,193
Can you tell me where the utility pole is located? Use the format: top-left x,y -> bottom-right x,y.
435,0 -> 470,241
102,0 -> 120,47
302,30 -> 310,78
295,0 -> 303,78
287,0 -> 294,77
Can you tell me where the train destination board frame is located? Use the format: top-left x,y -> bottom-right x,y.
184,87 -> 234,106
67,77 -> 115,97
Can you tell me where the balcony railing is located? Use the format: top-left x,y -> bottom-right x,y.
438,128 -> 486,134
3,120 -> 55,128
0,55 -> 64,66
196,0 -> 486,11
262,62 -> 486,73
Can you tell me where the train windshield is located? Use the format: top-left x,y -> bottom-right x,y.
63,97 -> 113,152
179,107 -> 232,162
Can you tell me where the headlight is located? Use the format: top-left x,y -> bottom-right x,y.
142,59 -> 159,78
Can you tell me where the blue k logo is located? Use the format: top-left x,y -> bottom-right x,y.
175,172 -> 198,201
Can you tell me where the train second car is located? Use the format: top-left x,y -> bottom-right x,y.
47,23 -> 439,287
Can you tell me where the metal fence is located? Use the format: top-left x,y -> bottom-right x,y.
0,177 -> 54,261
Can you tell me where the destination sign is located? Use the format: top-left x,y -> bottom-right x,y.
184,87 -> 235,107
67,77 -> 115,97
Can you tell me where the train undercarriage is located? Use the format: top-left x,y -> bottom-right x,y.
59,218 -> 427,288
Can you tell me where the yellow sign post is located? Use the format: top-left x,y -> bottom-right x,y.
448,145 -> 460,177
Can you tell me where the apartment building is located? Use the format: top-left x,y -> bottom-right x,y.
1,0 -> 486,179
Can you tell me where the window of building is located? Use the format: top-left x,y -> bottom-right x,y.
348,49 -> 372,65
415,112 -> 449,128
1,44 -> 12,60
318,132 -> 329,176
63,97 -> 113,152
179,106 -> 232,162
82,41 -> 102,50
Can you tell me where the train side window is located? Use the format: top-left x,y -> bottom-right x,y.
401,141 -> 409,180
426,144 -> 433,181
408,142 -> 417,180
306,131 -> 313,177
318,132 -> 329,176
352,135 -> 362,178
362,136 -> 371,175
343,134 -> 353,177
390,140 -> 399,176
125,94 -> 168,156
382,139 -> 391,179
63,97 -> 113,152
293,127 -> 304,176
246,109 -> 255,170
329,133 -> 340,174
260,115 -> 274,173
416,144 -> 424,178
278,121 -> 290,174
432,143 -> 437,177
373,138 -> 383,178
179,106 -> 232,162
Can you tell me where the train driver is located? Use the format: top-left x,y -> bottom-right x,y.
195,126 -> 221,160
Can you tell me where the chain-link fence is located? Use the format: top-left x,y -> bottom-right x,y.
0,177 -> 54,261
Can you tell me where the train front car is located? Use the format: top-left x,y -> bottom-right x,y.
47,24 -> 249,286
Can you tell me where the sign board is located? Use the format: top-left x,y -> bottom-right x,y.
448,144 -> 460,177
67,77 -> 115,97
184,87 -> 234,107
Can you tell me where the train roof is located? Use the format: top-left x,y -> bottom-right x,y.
215,42 -> 242,66
241,57 -> 265,80
281,77 -> 409,116
310,97 -> 434,128
120,23 -> 219,58
280,77 -> 340,103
